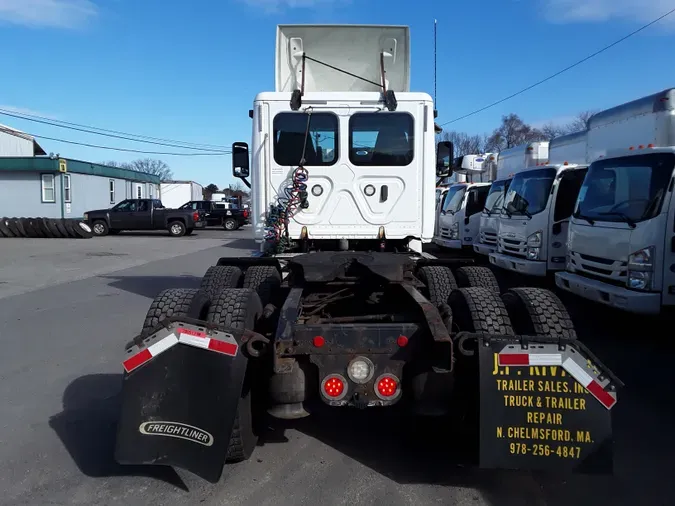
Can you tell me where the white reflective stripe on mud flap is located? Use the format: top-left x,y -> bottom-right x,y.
178,333 -> 210,350
148,333 -> 179,356
562,357 -> 593,387
529,354 -> 563,366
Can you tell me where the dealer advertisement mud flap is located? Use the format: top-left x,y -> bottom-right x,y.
476,334 -> 623,473
114,318 -> 249,483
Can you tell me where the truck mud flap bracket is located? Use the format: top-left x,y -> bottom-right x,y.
114,318 -> 263,483
475,333 -> 623,474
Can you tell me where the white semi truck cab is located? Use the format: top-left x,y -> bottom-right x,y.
433,154 -> 491,250
488,136 -> 589,277
555,88 -> 675,314
231,25 -> 451,254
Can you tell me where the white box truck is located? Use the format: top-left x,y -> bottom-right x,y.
433,154 -> 492,250
473,143 -> 549,257
488,135 -> 588,276
555,88 -> 675,314
160,180 -> 204,209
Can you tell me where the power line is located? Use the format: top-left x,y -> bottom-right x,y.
0,109 -> 230,153
0,125 -> 230,156
440,7 -> 675,127
0,107 -> 232,151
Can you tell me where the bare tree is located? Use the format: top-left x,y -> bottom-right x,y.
564,110 -> 595,133
101,160 -> 132,169
540,122 -> 567,140
441,131 -> 485,158
126,159 -> 173,180
100,158 -> 173,180
485,114 -> 547,152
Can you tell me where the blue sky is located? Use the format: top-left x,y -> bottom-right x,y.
0,0 -> 674,189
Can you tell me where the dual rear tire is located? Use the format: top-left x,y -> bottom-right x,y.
417,265 -> 575,339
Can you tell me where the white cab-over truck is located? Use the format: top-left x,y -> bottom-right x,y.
112,24 -> 622,484
555,88 -> 675,315
489,136 -> 589,277
434,154 -> 491,251
474,143 -> 549,258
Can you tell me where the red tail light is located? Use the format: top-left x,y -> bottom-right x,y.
243,209 -> 249,218
193,211 -> 199,222
375,374 -> 400,400
321,374 -> 347,400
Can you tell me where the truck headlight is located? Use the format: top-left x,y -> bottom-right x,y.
627,246 -> 654,291
527,247 -> 540,260
527,230 -> 542,248
450,222 -> 459,239
627,271 -> 652,290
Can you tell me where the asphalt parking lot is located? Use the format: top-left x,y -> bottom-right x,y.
0,232 -> 672,505
0,227 -> 256,300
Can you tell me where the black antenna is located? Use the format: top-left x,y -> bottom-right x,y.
434,19 -> 437,109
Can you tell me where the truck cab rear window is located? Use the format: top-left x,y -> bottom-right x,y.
273,112 -> 338,166
349,112 -> 414,166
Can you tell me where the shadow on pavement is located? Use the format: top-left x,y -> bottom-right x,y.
48,374 -> 188,491
221,238 -> 258,251
101,275 -> 202,298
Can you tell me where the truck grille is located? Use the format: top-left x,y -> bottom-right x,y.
498,236 -> 527,257
480,230 -> 497,246
569,251 -> 627,286
441,227 -> 450,239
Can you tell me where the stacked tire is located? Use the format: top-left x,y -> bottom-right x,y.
0,217 -> 93,239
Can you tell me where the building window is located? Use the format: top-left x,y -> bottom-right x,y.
136,184 -> 142,198
64,174 -> 72,203
41,174 -> 56,203
109,180 -> 115,204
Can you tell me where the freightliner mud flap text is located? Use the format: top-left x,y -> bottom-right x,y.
476,333 -> 623,473
114,318 -> 250,483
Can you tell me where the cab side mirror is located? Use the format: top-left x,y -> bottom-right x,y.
436,141 -> 454,176
232,142 -> 250,178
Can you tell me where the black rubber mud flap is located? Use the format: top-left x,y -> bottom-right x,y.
114,318 -> 250,483
476,333 -> 623,474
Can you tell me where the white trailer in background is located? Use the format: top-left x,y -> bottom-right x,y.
160,180 -> 204,209
473,143 -> 549,257
488,134 -> 588,276
555,88 -> 675,314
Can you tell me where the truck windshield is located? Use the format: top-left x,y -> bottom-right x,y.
442,186 -> 466,214
502,168 -> 556,216
574,153 -> 675,224
484,180 -> 509,214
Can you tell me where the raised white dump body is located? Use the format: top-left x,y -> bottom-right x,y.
555,88 -> 675,314
249,25 -> 437,253
488,134 -> 588,275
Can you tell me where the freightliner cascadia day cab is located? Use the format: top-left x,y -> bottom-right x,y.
113,24 -> 622,484
434,154 -> 491,250
555,88 -> 675,315
489,136 -> 589,277
473,144 -> 549,258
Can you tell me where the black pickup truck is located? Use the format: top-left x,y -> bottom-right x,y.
179,200 -> 249,230
84,198 -> 205,237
